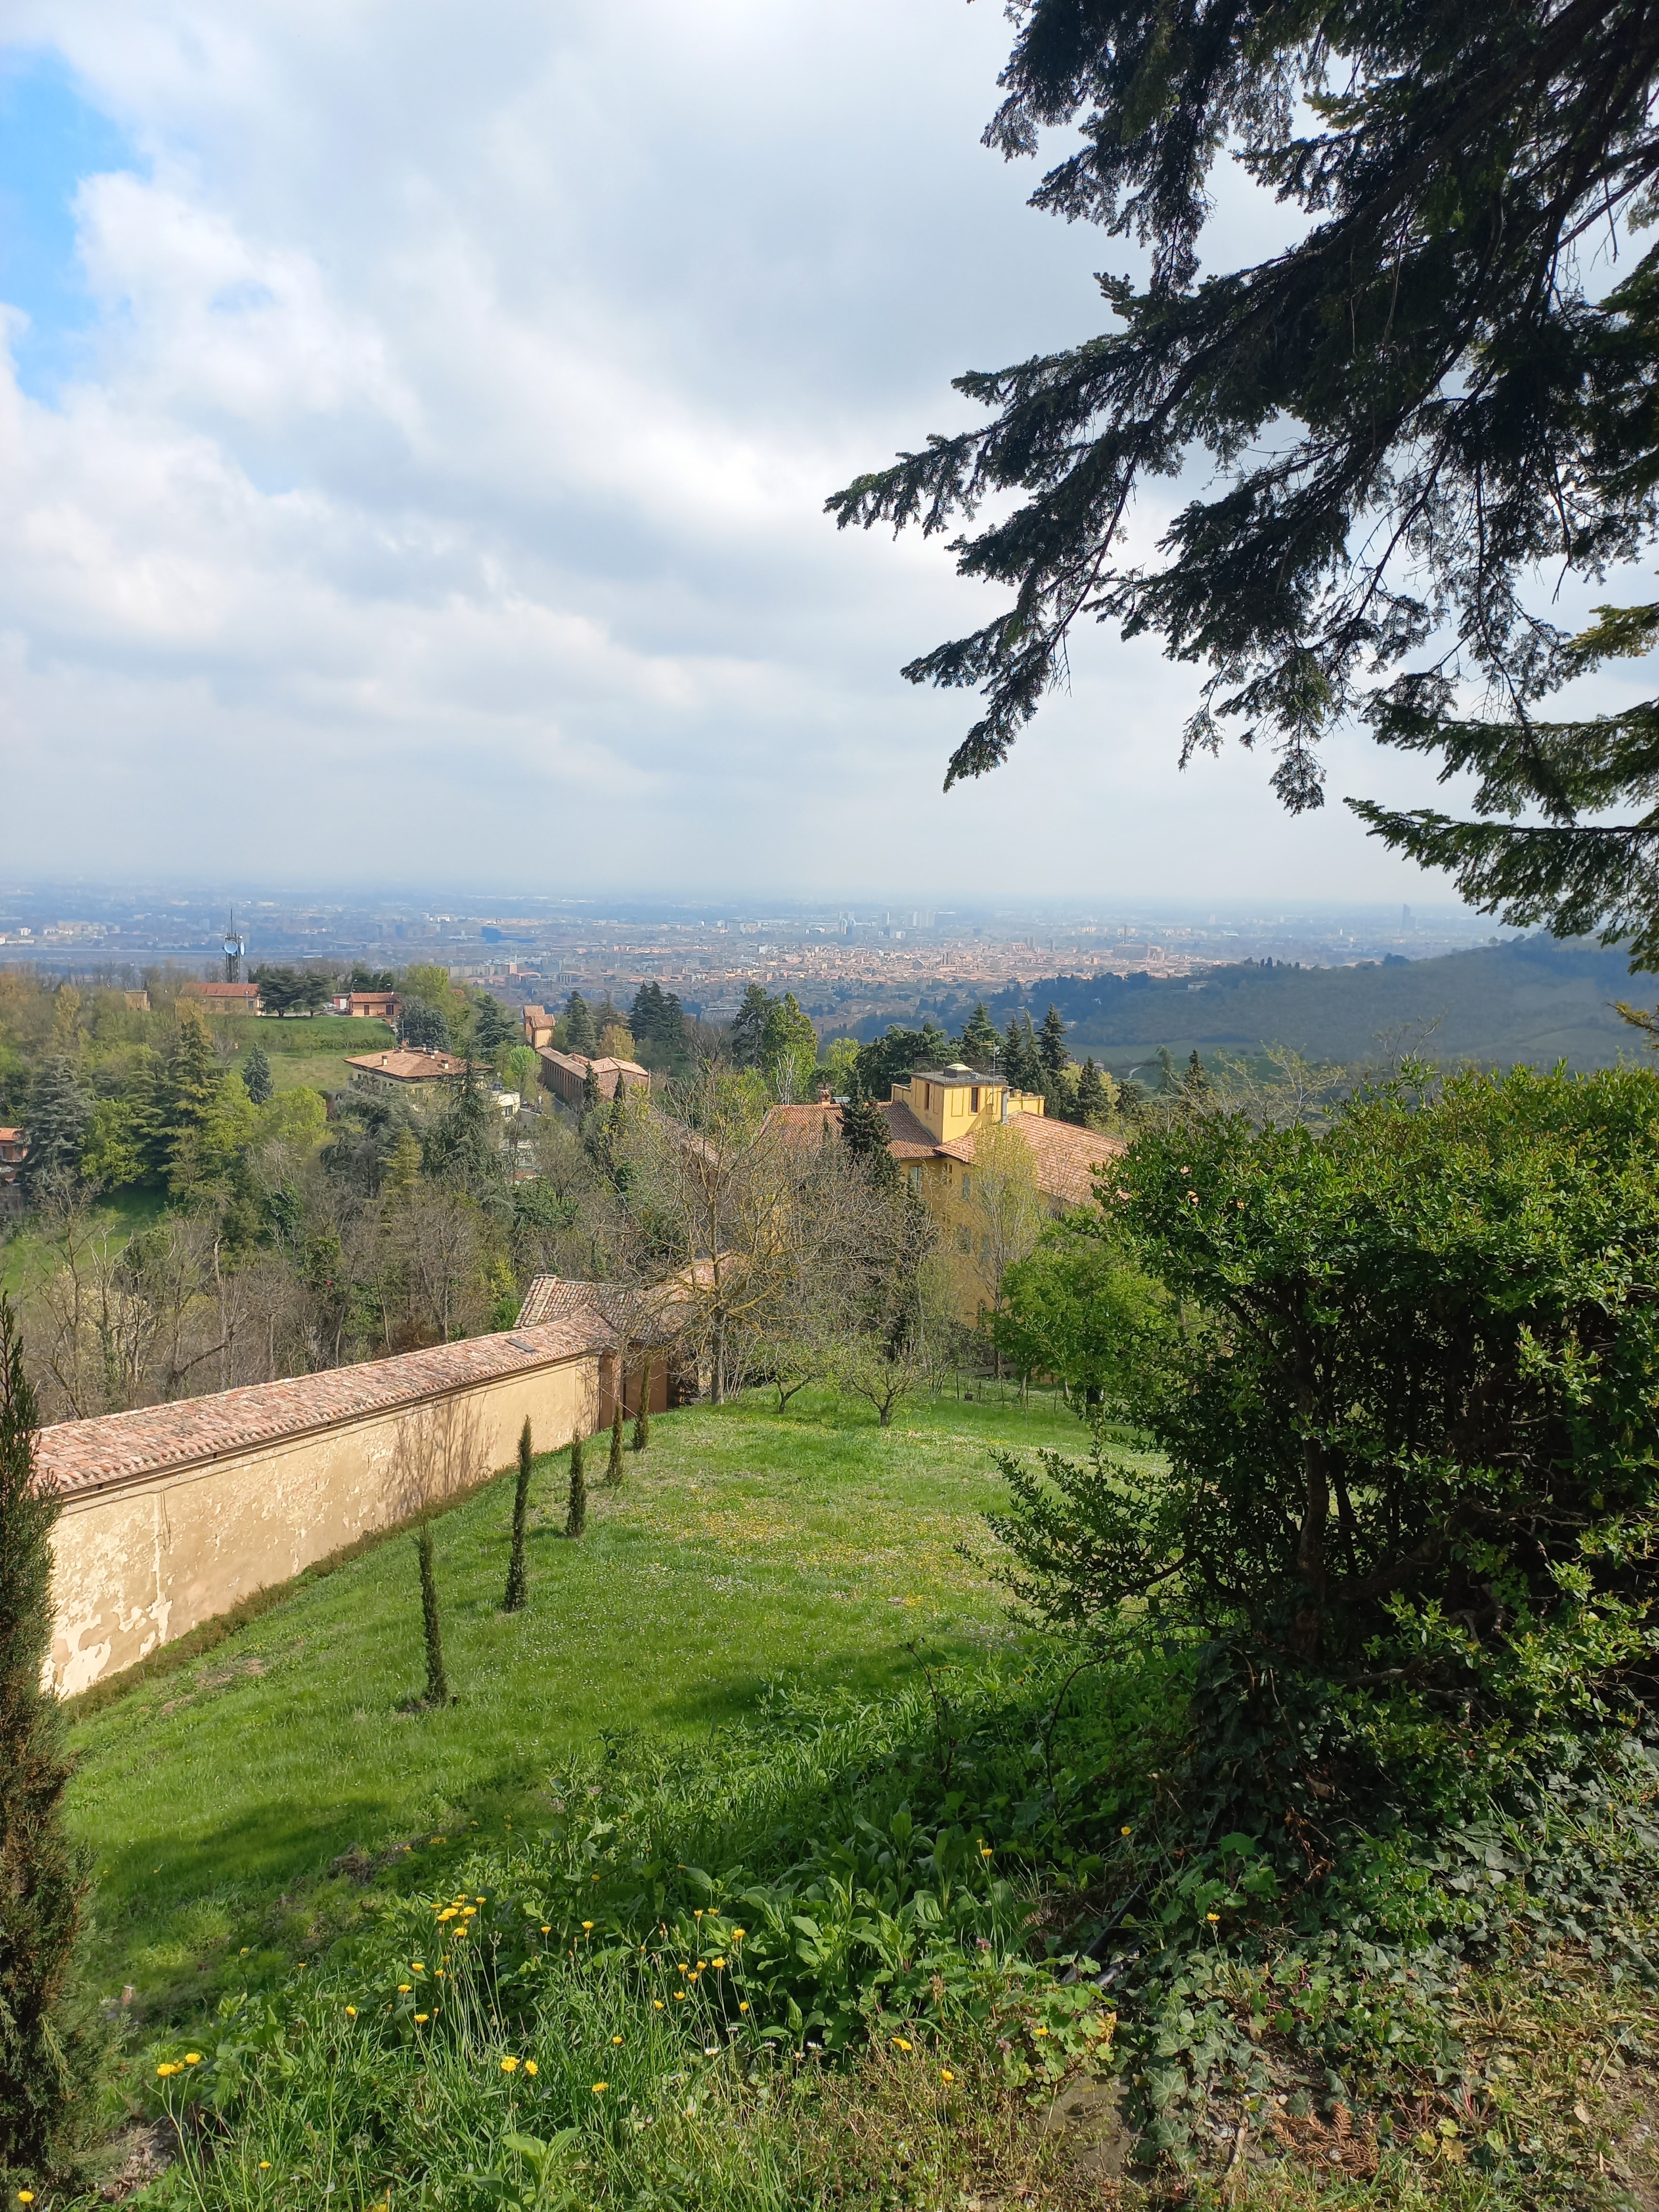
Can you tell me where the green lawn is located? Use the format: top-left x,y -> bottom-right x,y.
0,1185 -> 167,1296
66,1386 -> 1096,2017
218,1015 -> 396,1098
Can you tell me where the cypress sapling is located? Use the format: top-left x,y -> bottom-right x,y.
632,1362 -> 651,1452
564,1432 -> 587,1538
415,1525 -> 450,1706
607,1399 -> 625,1486
503,1416 -> 532,1612
0,1294 -> 93,2179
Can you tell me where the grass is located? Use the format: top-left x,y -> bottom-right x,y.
65,1384 -> 1089,2020
0,1185 -> 167,1296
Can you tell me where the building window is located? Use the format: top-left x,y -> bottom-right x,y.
971,1087 -> 980,1112
908,1164 -> 923,1194
961,1172 -> 971,1200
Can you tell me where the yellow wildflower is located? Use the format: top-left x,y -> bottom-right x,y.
258,2161 -> 271,2169
415,2013 -> 430,2024
980,1846 -> 993,1858
592,2082 -> 608,2095
185,2053 -> 202,2065
1206,1913 -> 1220,1924
731,1928 -> 746,1941
398,1984 -> 412,1994
540,1924 -> 551,1935
156,2063 -> 179,2079
653,2000 -> 664,2010
524,2060 -> 538,2077
612,2035 -> 623,2045
1120,1825 -> 1132,1837
18,2194 -> 35,2205
1033,2026 -> 1049,2037
738,2002 -> 750,2014
940,2068 -> 954,2082
411,1961 -> 426,1971
345,2006 -> 357,2018
893,2036 -> 912,2051
501,2057 -> 519,2073
711,1956 -> 726,1968
674,1991 -> 687,2001
582,1921 -> 595,1932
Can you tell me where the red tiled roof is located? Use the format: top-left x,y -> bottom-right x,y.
186,981 -> 260,999
877,1100 -> 940,1160
346,1049 -> 467,1080
762,1102 -> 843,1148
516,1266 -> 711,1343
937,1116 -> 1125,1207
33,1318 -> 609,1501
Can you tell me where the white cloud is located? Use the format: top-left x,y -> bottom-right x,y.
0,0 -> 1544,897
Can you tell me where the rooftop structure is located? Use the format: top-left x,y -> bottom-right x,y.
183,981 -> 262,1013
537,1047 -> 650,1110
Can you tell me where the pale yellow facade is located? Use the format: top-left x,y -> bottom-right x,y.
47,1352 -> 599,1697
887,1066 -> 1049,1321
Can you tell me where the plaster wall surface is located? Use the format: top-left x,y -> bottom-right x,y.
43,1343 -> 599,1697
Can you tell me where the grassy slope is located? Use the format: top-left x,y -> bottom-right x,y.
66,1386 -> 1084,2014
217,1014 -> 397,1098
0,1186 -> 167,1297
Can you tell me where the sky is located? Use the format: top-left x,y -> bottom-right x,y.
0,0 -> 1647,904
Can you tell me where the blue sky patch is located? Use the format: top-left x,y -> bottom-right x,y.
0,49 -> 140,400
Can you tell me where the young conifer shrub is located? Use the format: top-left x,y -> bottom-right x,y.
607,1401 -> 625,1486
564,1433 -> 587,1538
632,1363 -> 651,1452
414,1527 -> 450,1706
503,1416 -> 532,1612
0,1294 -> 92,2181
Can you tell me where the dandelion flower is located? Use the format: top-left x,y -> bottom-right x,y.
524,2060 -> 538,2077
398,1984 -> 412,1993
592,2082 -> 608,2095
612,2035 -> 623,2045
1206,1912 -> 1220,1924
940,2068 -> 955,2083
415,2013 -> 430,2024
582,1921 -> 595,1932
18,2193 -> 35,2204
258,2161 -> 271,2170
501,2057 -> 519,2072
738,2002 -> 750,2013
185,2053 -> 202,2065
1120,1825 -> 1132,1837
345,2005 -> 358,2018
893,2037 -> 912,2051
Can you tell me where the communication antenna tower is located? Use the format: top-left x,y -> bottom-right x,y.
223,909 -> 246,985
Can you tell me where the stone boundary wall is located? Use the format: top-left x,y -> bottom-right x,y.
36,1320 -> 613,1697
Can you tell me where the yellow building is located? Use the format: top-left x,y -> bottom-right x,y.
881,1062 -> 1124,1323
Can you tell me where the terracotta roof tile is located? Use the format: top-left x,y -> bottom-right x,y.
937,1116 -> 1125,1207
877,1101 -> 940,1159
34,1319 -> 609,1501
345,1049 -> 467,1080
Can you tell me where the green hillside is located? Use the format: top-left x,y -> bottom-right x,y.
1032,936 -> 1649,1073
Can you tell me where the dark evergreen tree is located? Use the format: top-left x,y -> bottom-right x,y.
840,1094 -> 899,1188
1037,1003 -> 1069,1084
729,983 -> 771,1069
503,1416 -> 533,1612
399,1001 -> 451,1053
1001,1014 -> 1042,1095
1182,1050 -> 1214,1105
1075,1056 -> 1109,1128
958,1002 -> 1000,1067
852,1025 -> 946,1102
346,964 -> 396,992
426,1066 -> 501,1198
564,1432 -> 587,1538
163,1004 -> 222,1189
830,0 -> 1659,960
473,994 -> 516,1055
243,1038 -> 274,1106
0,1295 -> 92,2179
19,1059 -> 91,1201
564,992 -> 598,1057
581,1061 -> 602,1117
606,1398 -> 625,1486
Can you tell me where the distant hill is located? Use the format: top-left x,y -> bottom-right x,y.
1010,938 -> 1653,1074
